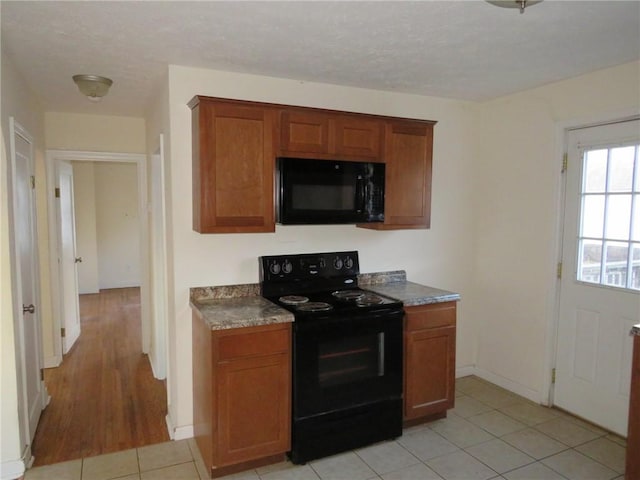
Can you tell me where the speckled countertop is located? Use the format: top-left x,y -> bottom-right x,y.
359,271 -> 461,306
190,284 -> 293,331
633,324 -> 640,336
190,271 -> 460,330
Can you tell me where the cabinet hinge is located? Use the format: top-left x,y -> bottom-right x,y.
55,187 -> 60,198
30,175 -> 35,189
562,153 -> 568,173
551,368 -> 556,384
557,262 -> 562,279
40,368 -> 44,382
61,327 -> 66,337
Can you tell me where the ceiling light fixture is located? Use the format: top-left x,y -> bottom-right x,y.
486,0 -> 542,14
72,74 -> 113,102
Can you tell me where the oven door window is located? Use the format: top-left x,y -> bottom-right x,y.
318,332 -> 384,387
293,311 -> 403,419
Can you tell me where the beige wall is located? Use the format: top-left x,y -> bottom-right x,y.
1,50 -> 46,477
164,65 -> 479,433
45,112 -> 146,153
42,112 -> 147,366
472,61 -> 640,401
95,162 -> 141,289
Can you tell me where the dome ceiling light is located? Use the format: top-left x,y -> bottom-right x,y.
72,74 -> 113,102
486,0 -> 543,14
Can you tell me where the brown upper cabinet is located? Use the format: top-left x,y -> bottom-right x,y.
189,96 -> 435,233
280,109 -> 383,161
189,96 -> 276,233
358,120 -> 435,230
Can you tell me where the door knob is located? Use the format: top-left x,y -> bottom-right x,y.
23,304 -> 35,314
75,257 -> 83,263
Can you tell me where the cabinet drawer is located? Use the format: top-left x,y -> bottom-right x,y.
405,302 -> 456,331
216,324 -> 291,361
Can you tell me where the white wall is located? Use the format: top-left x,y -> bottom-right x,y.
94,162 -> 141,289
471,61 -> 640,402
72,161 -> 99,294
163,65 -> 479,434
43,113 -> 147,360
1,50 -> 45,480
45,112 -> 147,154
72,161 -> 141,291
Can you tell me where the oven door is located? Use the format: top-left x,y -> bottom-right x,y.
293,308 -> 403,420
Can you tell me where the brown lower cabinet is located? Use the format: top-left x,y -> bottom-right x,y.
192,313 -> 291,478
404,302 -> 456,424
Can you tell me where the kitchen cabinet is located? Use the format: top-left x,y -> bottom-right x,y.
358,120 -> 435,230
192,313 -> 291,478
189,95 -> 436,233
189,96 -> 276,233
404,301 -> 456,424
280,108 -> 383,161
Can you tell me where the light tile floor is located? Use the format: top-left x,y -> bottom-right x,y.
25,376 -> 627,480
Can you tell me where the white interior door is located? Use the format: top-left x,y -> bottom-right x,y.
10,118 -> 45,446
555,118 -> 640,436
57,161 -> 81,353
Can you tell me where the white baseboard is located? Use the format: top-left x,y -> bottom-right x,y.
43,355 -> 61,369
165,414 -> 194,441
455,365 -> 476,378
0,460 -> 24,480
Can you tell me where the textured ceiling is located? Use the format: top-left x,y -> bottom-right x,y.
1,1 -> 639,117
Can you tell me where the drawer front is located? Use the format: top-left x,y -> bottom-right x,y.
405,302 -> 456,331
216,324 -> 291,361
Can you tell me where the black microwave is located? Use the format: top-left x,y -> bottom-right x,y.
276,157 -> 385,225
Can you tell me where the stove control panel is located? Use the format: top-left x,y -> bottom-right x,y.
260,251 -> 360,282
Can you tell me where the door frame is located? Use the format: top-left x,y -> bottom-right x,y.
7,117 -> 46,468
45,150 -> 149,367
544,109 -> 640,408
56,161 -> 82,354
149,134 -> 169,380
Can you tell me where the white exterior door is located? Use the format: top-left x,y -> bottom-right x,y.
57,161 -> 81,353
9,118 -> 45,446
555,119 -> 640,436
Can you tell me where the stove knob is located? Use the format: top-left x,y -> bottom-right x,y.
269,262 -> 281,275
344,256 -> 354,269
333,257 -> 343,270
282,260 -> 293,274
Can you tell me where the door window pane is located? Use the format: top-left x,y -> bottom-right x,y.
633,194 -> 640,242
605,194 -> 631,240
578,239 -> 602,284
577,143 -> 639,291
603,241 -> 629,288
584,149 -> 607,193
608,146 -> 635,192
581,195 -> 605,238
632,244 -> 640,290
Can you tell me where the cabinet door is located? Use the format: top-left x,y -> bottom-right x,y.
404,302 -> 456,421
192,99 -> 275,233
333,116 -> 382,159
375,121 -> 433,229
280,110 -> 330,155
405,325 -> 456,420
216,352 -> 291,465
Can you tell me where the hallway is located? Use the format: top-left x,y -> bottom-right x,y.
31,288 -> 169,466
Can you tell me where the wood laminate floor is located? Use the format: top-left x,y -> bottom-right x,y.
31,287 -> 169,466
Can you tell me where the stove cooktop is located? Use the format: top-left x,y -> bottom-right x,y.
268,287 -> 402,317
